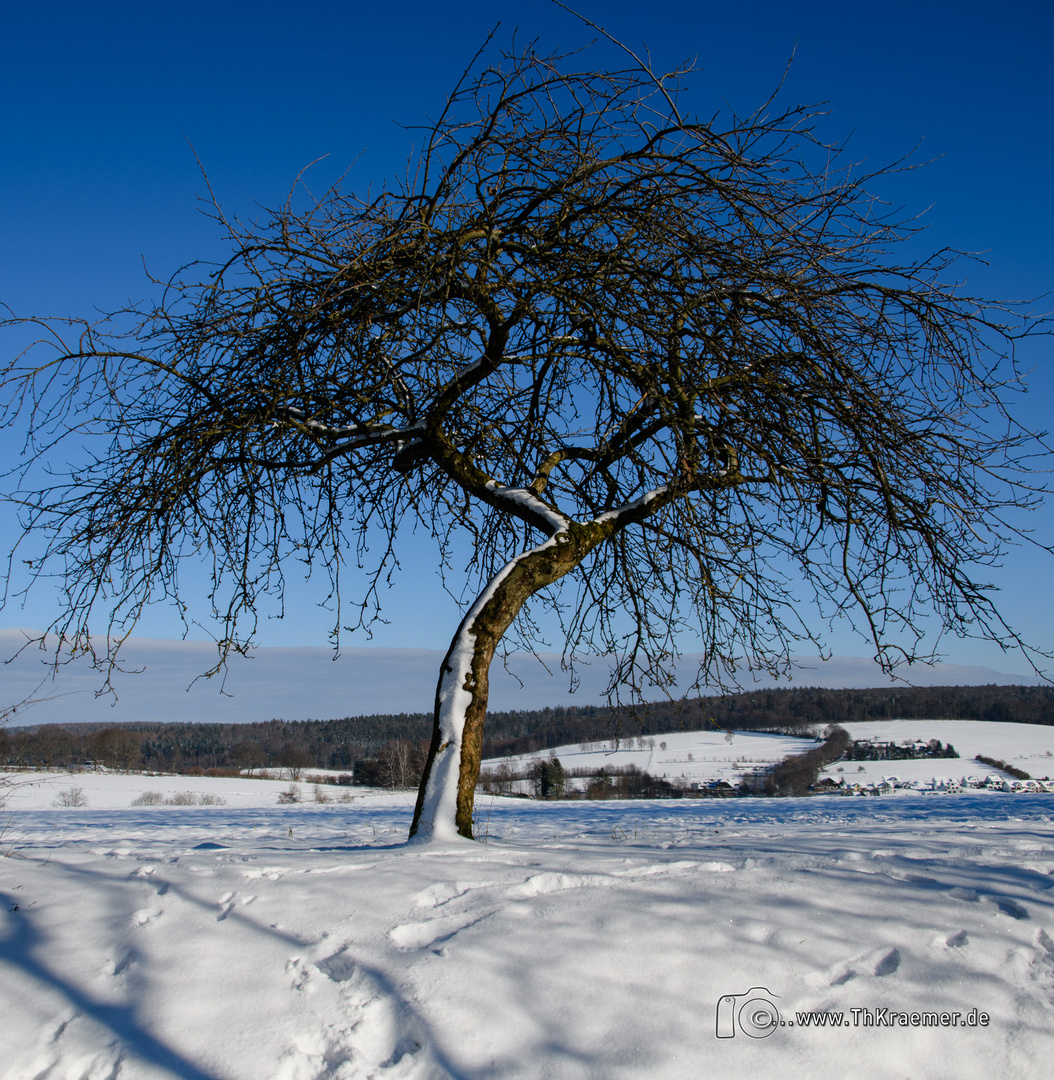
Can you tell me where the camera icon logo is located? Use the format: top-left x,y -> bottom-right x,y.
715,987 -> 781,1039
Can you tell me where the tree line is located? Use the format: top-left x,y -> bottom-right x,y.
2,684 -> 1050,780
743,725 -> 852,797
477,683 -> 1054,757
845,739 -> 960,761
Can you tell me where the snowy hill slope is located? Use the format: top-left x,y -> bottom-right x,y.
483,719 -> 1054,792
483,728 -> 821,790
829,720 -> 1054,788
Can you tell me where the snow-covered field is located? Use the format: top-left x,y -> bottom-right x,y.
2,770 -> 385,813
826,720 -> 1054,789
3,753 -> 1054,1078
483,719 -> 1054,793
483,728 -> 821,790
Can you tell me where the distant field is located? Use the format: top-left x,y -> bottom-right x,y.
482,719 -> 1054,793
2,768 -> 408,812
482,728 -> 820,791
832,720 -> 1054,787
7,719 -> 1054,810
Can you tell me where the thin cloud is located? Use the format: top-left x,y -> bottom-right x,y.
0,629 -> 1038,728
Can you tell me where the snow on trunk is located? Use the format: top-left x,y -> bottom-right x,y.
410,527 -> 574,838
407,617 -> 482,844
410,535 -> 560,843
409,491 -> 673,842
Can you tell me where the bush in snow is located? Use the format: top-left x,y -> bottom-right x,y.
131,791 -> 164,806
149,791 -> 229,806
53,786 -> 87,807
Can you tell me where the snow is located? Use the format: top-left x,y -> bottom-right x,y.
593,484 -> 670,523
482,482 -> 569,533
485,720 -> 1054,793
483,728 -> 822,789
3,724 -> 1054,1078
834,720 -> 1054,783
411,618 -> 480,841
413,533 -> 562,841
2,771 -> 400,813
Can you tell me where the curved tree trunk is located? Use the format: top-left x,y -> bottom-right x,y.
408,523 -> 610,841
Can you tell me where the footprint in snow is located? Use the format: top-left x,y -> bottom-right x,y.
945,930 -> 969,948
109,948 -> 139,976
413,881 -> 474,908
243,867 -> 287,882
389,911 -> 492,950
133,907 -> 162,927
873,947 -> 901,976
214,891 -> 238,921
1028,929 -> 1054,998
825,946 -> 902,986
17,1009 -> 122,1080
611,860 -> 701,878
276,950 -> 447,1079
316,951 -> 357,982
131,865 -> 169,897
989,896 -> 1030,920
286,957 -> 315,994
391,872 -> 615,950
948,887 -> 979,902
505,871 -> 612,899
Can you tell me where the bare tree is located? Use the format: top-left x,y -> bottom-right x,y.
1,38 -> 1049,840
279,745 -> 313,783
379,739 -> 424,790
88,727 -> 142,773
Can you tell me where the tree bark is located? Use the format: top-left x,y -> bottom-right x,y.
408,523 -> 612,841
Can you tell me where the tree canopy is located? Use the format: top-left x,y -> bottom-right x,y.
2,35 -> 1049,838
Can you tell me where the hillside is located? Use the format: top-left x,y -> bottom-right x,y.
4,684 -> 1052,778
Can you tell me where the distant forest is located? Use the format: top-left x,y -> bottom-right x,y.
3,683 -> 1052,780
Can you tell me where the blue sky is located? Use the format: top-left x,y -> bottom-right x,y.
2,0 -> 1052,718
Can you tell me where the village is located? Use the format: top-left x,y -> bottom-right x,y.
779,734 -> 1053,797
813,773 -> 1054,796
687,771 -> 1054,798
